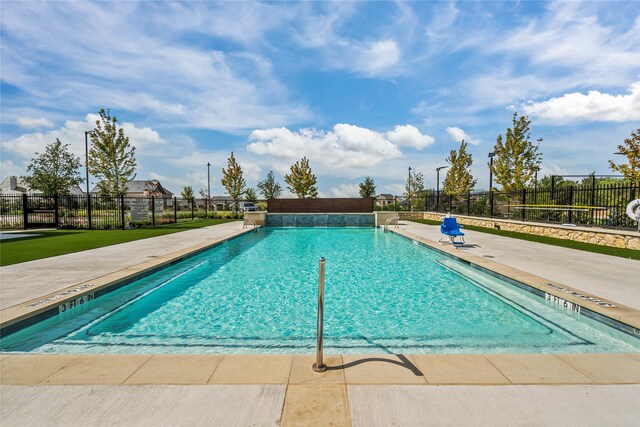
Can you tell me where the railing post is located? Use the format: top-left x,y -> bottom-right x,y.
152,196 -> 156,226
489,191 -> 494,218
312,257 -> 327,373
22,194 -> 28,229
521,189 -> 526,221
191,198 -> 195,220
467,192 -> 470,215
568,186 -> 574,223
87,193 -> 92,230
174,197 -> 178,223
54,194 -> 59,229
121,195 -> 126,230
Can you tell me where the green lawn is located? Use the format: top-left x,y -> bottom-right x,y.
410,219 -> 640,260
0,219 -> 237,266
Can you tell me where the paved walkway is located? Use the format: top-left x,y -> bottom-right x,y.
398,221 -> 640,310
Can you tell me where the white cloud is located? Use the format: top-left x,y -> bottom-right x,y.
387,125 -> 435,149
327,183 -> 360,198
16,117 -> 54,129
445,127 -> 480,145
247,123 -> 434,175
354,40 -> 401,75
521,82 -> 640,123
0,159 -> 27,181
0,2 -> 311,133
2,114 -> 167,161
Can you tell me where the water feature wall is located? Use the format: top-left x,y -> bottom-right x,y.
265,213 -> 375,227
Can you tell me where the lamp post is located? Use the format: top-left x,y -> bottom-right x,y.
84,131 -> 93,229
207,162 -> 211,219
436,166 -> 448,211
488,152 -> 496,218
408,166 -> 412,212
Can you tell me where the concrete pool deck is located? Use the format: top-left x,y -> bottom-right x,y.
1,220 -> 640,425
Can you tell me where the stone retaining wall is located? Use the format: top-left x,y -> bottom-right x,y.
400,212 -> 640,251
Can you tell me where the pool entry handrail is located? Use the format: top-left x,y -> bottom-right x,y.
312,257 -> 328,373
243,216 -> 258,230
384,215 -> 400,232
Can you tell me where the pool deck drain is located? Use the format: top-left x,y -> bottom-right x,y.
2,221 -> 640,425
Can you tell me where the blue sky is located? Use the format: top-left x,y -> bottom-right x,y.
1,1 -> 639,197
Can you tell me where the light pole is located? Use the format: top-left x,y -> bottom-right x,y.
408,167 -> 412,212
488,152 -> 496,218
84,131 -> 93,229
436,166 -> 448,211
207,162 -> 211,219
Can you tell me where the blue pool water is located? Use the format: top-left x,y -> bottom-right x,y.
2,228 -> 639,354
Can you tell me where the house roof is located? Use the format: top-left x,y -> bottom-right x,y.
0,176 -> 84,195
376,193 -> 395,200
90,180 -> 174,196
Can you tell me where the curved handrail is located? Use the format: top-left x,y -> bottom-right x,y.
383,215 -> 400,232
243,216 -> 258,230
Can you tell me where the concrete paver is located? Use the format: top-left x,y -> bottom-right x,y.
348,384 -> 640,427
557,353 -> 640,384
485,354 -> 593,384
125,354 -> 223,385
412,354 -> 510,385
289,354 -> 346,384
41,354 -> 151,385
281,385 -> 351,427
1,385 -> 286,427
0,355 -> 80,384
208,354 -> 293,384
342,354 -> 426,384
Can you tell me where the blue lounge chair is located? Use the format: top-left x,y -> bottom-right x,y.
439,217 -> 465,246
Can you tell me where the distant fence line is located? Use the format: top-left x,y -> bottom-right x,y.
1,183 -> 638,230
393,183 -> 637,230
0,194 -> 243,230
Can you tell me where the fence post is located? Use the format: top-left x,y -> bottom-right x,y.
521,189 -> 526,221
489,191 -> 494,218
87,193 -> 92,230
174,197 -> 177,223
54,194 -> 59,229
191,198 -> 195,220
467,192 -> 470,215
121,195 -> 126,230
22,194 -> 28,229
151,196 -> 156,226
568,186 -> 574,224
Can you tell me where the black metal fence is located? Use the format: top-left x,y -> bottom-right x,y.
418,184 -> 638,229
0,194 -> 245,230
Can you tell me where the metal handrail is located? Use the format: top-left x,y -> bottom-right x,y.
383,215 -> 400,232
312,257 -> 327,372
243,216 -> 258,230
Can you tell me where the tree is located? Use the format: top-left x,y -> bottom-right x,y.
199,188 -> 212,210
443,140 -> 477,195
245,188 -> 258,203
404,170 -> 424,211
490,112 -> 542,192
181,186 -> 194,201
220,152 -> 246,217
285,157 -> 318,198
23,138 -> 83,195
609,128 -> 640,187
257,170 -> 282,199
88,108 -> 137,195
359,176 -> 376,198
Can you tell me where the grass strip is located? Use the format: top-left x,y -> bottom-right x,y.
411,219 -> 640,260
0,219 -> 236,266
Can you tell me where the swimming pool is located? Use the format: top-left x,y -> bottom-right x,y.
2,227 -> 639,354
